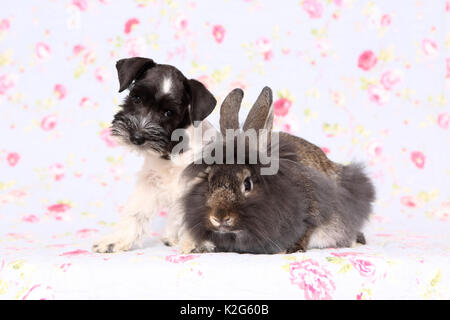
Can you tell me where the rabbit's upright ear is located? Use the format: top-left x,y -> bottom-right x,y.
219,88 -> 244,136
242,86 -> 274,133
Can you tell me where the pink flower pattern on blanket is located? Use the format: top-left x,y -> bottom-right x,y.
289,259 -> 335,300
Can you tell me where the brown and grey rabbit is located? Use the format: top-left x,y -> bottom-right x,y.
180,87 -> 375,254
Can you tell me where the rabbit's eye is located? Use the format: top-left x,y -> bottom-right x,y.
131,96 -> 142,104
163,109 -> 173,117
243,177 -> 252,192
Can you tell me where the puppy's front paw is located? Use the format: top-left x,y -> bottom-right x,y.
92,235 -> 134,253
161,236 -> 178,247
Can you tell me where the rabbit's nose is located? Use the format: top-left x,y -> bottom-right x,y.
222,216 -> 234,226
209,215 -> 235,228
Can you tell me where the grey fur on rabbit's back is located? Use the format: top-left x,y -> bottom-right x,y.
180,87 -> 376,254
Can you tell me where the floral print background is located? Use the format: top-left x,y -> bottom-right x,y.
0,0 -> 449,299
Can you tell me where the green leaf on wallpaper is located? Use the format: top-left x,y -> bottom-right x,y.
0,49 -> 13,66
211,66 -> 231,84
360,77 -> 377,90
74,64 -> 86,79
115,36 -> 123,48
0,180 -> 16,191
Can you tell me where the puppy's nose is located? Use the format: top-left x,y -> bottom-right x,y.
130,134 -> 146,145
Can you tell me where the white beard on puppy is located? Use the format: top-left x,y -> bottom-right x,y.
92,120 -> 217,253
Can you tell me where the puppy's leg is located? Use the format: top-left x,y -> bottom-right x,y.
92,179 -> 160,253
161,202 -> 184,247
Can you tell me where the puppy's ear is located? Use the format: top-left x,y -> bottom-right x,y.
242,86 -> 273,132
116,57 -> 156,92
187,79 -> 217,126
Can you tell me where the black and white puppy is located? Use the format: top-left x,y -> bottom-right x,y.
92,57 -> 217,253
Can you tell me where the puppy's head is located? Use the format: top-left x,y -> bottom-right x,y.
111,57 -> 216,157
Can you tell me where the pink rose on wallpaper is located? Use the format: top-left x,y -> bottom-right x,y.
47,203 -> 71,221
72,44 -> 85,55
422,39 -> 438,57
53,84 -> 67,100
280,122 -> 292,133
79,97 -> 98,109
40,114 -> 58,131
49,163 -> 65,181
410,151 -> 425,169
35,42 -> 51,60
124,18 -> 140,34
22,214 -> 40,223
75,228 -> 99,238
380,14 -> 391,27
83,50 -> 97,65
302,0 -> 323,19
72,0 -> 88,11
0,74 -> 16,95
126,37 -> 146,57
173,15 -> 188,30
256,37 -> 272,53
367,141 -> 383,157
7,152 -> 20,167
358,50 -> 377,71
429,201 -> 450,222
48,203 -> 71,213
321,147 -> 330,154
437,113 -> 449,129
100,128 -> 118,147
94,67 -> 110,82
289,259 -> 335,300
0,18 -> 10,31
212,25 -> 225,44
255,37 -> 273,61
273,98 -> 292,117
401,195 -> 417,208
380,70 -> 402,90
368,84 -> 389,105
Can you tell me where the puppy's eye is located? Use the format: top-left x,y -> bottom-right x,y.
131,96 -> 141,104
243,177 -> 252,192
163,110 -> 173,117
